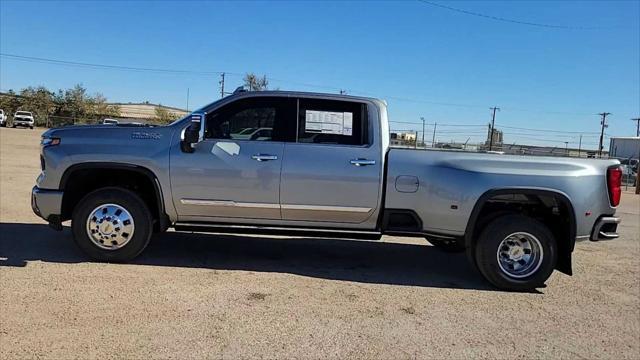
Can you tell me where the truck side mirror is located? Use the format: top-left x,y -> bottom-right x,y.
180,113 -> 205,153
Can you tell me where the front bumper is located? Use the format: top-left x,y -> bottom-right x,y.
31,186 -> 64,225
590,216 -> 621,241
14,121 -> 34,126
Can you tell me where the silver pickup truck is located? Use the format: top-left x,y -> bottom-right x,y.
31,91 -> 623,290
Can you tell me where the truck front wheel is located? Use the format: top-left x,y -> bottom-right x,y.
474,214 -> 557,291
71,187 -> 153,262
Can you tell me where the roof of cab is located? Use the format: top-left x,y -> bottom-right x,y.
196,90 -> 384,113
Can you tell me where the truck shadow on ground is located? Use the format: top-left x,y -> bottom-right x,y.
0,222 -> 497,291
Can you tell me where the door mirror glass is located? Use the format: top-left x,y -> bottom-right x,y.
181,112 -> 205,153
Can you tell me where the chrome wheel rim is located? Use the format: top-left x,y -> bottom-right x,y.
86,204 -> 135,250
496,232 -> 543,278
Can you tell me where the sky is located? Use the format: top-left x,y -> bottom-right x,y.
1,0 -> 639,149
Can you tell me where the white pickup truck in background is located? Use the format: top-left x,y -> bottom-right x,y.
12,111 -> 35,129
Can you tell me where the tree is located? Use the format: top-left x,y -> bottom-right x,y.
0,90 -> 22,120
60,84 -> 90,123
243,73 -> 269,91
87,93 -> 120,121
19,86 -> 56,127
154,105 -> 180,124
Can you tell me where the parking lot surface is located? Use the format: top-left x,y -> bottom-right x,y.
1,127 -> 639,359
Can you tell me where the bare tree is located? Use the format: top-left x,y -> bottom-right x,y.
243,73 -> 269,91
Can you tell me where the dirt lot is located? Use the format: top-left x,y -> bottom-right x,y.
1,127 -> 639,359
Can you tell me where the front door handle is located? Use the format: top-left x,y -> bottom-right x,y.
350,159 -> 376,166
251,154 -> 278,161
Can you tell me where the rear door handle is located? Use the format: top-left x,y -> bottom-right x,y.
350,159 -> 376,166
251,154 -> 278,161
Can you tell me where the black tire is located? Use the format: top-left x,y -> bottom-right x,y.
474,214 -> 557,291
72,187 -> 153,262
30,126 -> 34,129
426,237 -> 466,253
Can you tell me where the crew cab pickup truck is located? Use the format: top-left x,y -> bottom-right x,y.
13,111 -> 35,129
31,91 -> 623,290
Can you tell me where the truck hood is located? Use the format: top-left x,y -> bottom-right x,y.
42,124 -> 175,145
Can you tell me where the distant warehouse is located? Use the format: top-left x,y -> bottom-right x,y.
609,137 -> 640,160
110,102 -> 188,121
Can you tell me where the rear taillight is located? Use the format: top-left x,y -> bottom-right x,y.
607,166 -> 622,207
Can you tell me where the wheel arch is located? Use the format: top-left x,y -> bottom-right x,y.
60,162 -> 169,232
464,188 -> 576,275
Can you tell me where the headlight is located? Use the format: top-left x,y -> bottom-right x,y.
41,137 -> 61,147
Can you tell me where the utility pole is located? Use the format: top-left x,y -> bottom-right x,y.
564,141 -> 569,156
598,112 -> 611,158
578,134 -> 582,157
489,107 -> 500,151
632,118 -> 640,137
219,73 -> 225,98
431,122 -> 437,148
420,117 -> 425,148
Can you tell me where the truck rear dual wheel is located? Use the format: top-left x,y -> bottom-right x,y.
71,187 -> 153,262
474,215 -> 557,291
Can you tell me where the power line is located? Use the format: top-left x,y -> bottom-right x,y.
387,120 -> 605,136
0,53 -> 599,116
416,0 -> 615,30
499,125 -> 600,134
0,53 -> 235,76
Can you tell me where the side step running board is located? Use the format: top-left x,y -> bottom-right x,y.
174,222 -> 383,240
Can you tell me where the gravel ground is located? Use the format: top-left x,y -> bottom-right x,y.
1,127 -> 639,359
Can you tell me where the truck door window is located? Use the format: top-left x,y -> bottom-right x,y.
297,99 -> 368,145
205,97 -> 296,142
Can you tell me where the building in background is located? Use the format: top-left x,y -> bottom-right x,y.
111,102 -> 188,121
484,127 -> 503,149
390,131 -> 417,147
609,137 -> 640,160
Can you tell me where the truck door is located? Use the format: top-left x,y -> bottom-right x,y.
280,98 -> 382,225
170,97 -> 296,220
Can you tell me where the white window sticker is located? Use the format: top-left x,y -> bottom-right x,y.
342,112 -> 353,136
305,110 -> 354,135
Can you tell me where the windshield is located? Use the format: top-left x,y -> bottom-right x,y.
16,111 -> 31,116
